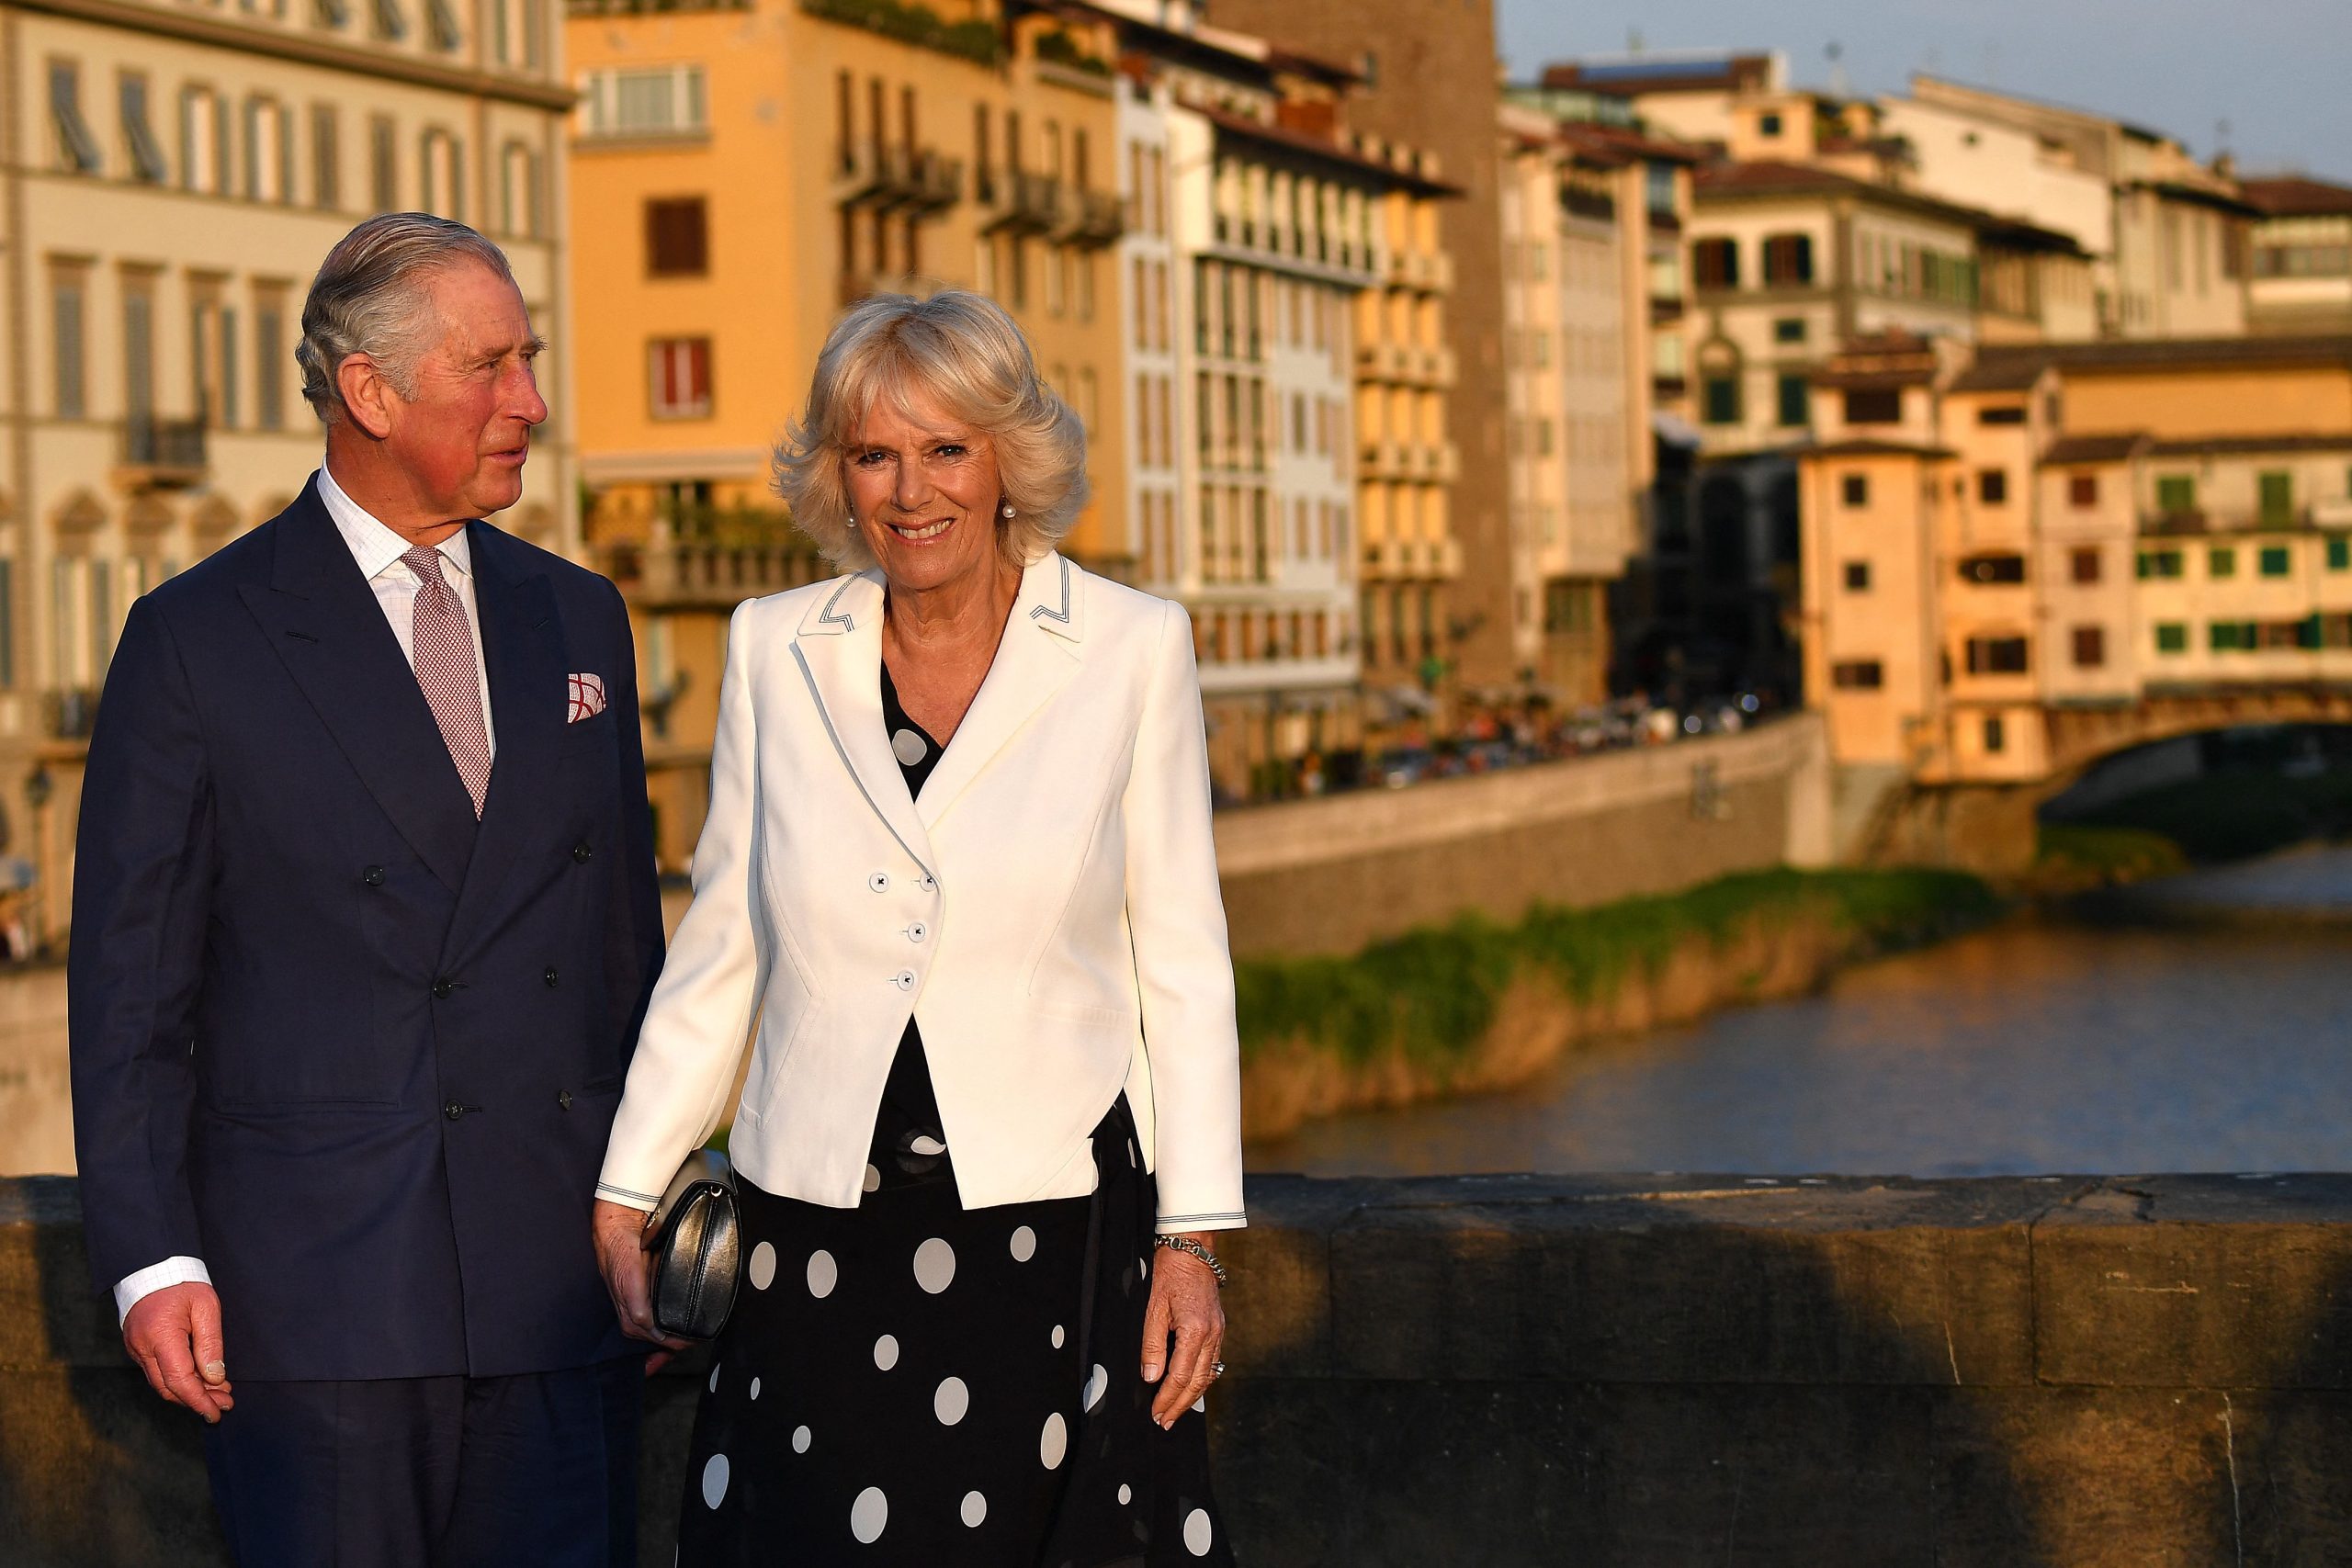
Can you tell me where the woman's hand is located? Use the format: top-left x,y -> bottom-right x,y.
1140,1233 -> 1226,1428
592,1199 -> 694,1373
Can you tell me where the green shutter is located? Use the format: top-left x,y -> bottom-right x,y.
2329,536 -> 2350,571
2209,547 -> 2235,578
2258,470 -> 2293,525
2156,475 -> 2196,513
2261,546 -> 2292,578
2155,623 -> 2187,653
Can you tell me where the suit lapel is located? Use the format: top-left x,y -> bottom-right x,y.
235,481 -> 477,892
442,522 -> 568,966
790,571 -> 938,879
915,553 -> 1084,831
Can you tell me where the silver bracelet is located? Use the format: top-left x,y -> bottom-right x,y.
1153,1232 -> 1227,1288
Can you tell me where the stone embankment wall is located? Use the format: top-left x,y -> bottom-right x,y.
8,1170 -> 2352,1566
1215,716 -> 1834,959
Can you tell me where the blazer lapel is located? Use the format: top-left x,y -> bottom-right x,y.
441,523 -> 568,966
790,572 -> 939,879
914,553 -> 1085,831
235,480 -> 477,893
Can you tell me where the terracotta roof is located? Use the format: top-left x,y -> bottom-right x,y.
1554,120 -> 1709,166
1814,367 -> 1934,391
1798,437 -> 1956,459
1964,336 -> 2352,384
2039,434 -> 2147,466
1691,161 -> 2086,253
1195,105 -> 1462,197
1951,352 -> 2050,392
2240,176 -> 2352,219
2128,179 -> 2263,219
2147,433 -> 2352,457
1261,43 -> 1361,87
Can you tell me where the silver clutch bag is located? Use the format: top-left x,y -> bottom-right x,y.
640,1148 -> 740,1341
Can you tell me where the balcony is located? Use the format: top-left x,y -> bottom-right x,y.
1384,248 -> 1453,294
1427,441 -> 1462,483
1059,188 -> 1125,249
836,144 -> 964,214
2141,508 -> 2314,536
603,536 -> 827,610
119,416 -> 207,489
987,171 -> 1063,235
44,688 -> 97,742
1355,342 -> 1409,381
838,268 -> 919,306
1360,439 -> 1410,480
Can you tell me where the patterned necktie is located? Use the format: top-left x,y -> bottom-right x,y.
401,544 -> 492,818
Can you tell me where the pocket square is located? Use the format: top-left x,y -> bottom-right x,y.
567,672 -> 607,723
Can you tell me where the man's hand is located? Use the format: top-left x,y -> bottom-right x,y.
122,1281 -> 233,1424
592,1199 -> 693,1373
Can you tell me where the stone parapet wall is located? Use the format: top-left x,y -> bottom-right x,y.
8,1170 -> 2352,1565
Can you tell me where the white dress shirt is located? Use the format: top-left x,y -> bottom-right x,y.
114,467 -> 500,1325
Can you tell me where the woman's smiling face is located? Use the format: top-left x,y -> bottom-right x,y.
842,384 -> 1005,595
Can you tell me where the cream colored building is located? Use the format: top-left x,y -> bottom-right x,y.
4,0 -> 573,944
2243,177 -> 2352,336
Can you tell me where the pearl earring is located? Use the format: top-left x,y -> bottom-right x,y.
1001,502 -> 1015,519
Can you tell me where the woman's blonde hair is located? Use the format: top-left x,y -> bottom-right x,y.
774,289 -> 1090,570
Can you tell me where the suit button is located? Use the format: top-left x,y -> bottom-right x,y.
917,874 -> 937,892
362,865 -> 386,887
543,966 -> 560,987
444,1100 -> 464,1121
906,922 -> 928,943
557,1089 -> 573,1111
432,978 -> 455,999
571,842 -> 594,863
891,969 -> 916,992
868,872 -> 890,893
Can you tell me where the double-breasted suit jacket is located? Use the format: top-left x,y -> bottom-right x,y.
598,552 -> 1246,1234
69,478 -> 664,1382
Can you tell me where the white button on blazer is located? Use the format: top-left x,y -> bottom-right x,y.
598,553 -> 1247,1233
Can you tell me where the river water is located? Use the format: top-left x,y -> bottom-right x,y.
1245,846 -> 2352,1180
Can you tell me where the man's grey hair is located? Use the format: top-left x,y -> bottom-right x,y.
297,212 -> 516,424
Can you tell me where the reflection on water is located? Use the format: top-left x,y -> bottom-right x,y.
1249,859 -> 2352,1179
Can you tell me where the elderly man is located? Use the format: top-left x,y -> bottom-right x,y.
69,213 -> 663,1566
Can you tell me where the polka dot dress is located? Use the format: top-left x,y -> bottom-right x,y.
673,664 -> 1235,1567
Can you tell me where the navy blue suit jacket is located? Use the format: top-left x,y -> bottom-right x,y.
68,479 -> 664,1382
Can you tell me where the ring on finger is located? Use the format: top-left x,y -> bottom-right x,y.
1209,1360 -> 1227,1378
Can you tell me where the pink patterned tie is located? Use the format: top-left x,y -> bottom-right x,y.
402,544 -> 492,818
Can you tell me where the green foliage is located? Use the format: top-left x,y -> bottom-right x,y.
2035,823 -> 2189,885
1033,28 -> 1112,73
1235,867 -> 2003,1072
799,0 -> 1003,65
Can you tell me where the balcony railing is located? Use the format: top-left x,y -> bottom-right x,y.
1383,248 -> 1454,294
604,537 -> 826,609
987,171 -> 1063,234
120,416 -> 207,488
44,688 -> 97,742
1060,188 -> 1125,248
2141,508 -> 2316,536
1360,439 -> 1410,480
836,144 -> 964,214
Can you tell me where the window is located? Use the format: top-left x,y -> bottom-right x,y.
2208,547 -> 2236,579
2154,622 -> 2188,654
1961,554 -> 2027,584
419,128 -> 462,219
2070,473 -> 2099,509
122,278 -> 156,418
1772,317 -> 1805,344
1692,237 -> 1738,289
500,144 -> 538,239
2260,546 -> 2292,578
2155,474 -> 2196,514
2210,621 -> 2255,652
1701,375 -> 1739,424
369,115 -> 397,210
316,0 -> 351,27
1775,374 -> 1808,428
373,0 -> 406,39
646,197 -> 707,276
255,295 -> 287,431
580,66 -> 708,140
1974,468 -> 2007,505
649,337 -> 711,419
243,98 -> 291,203
1843,387 -> 1901,424
179,85 -> 227,194
1965,637 -> 2030,674
492,0 -> 541,66
2258,470 -> 2294,525
1843,560 -> 1871,592
426,0 -> 461,51
2072,626 -> 2106,668
120,73 -> 167,182
51,61 -> 102,174
311,105 -> 340,209
1758,111 -> 1783,137
1977,404 -> 2027,425
2137,549 -> 2183,580
1983,716 -> 2006,753
1760,233 -> 1813,286
51,274 -> 85,419
1841,474 -> 1869,508
1830,660 -> 1883,690
2330,536 -> 2350,572
2071,547 -> 2101,584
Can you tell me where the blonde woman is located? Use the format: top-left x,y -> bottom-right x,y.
592,290 -> 1244,1565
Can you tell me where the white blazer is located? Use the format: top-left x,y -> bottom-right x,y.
598,553 -> 1246,1233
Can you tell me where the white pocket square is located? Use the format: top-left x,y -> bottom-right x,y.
567,672 -> 607,723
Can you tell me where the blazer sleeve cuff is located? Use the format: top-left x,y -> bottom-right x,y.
595,1180 -> 662,1214
114,1256 -> 211,1325
1153,1209 -> 1248,1235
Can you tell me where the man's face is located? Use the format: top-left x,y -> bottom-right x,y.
379,263 -> 547,520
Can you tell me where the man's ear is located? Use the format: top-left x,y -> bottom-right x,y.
336,353 -> 399,440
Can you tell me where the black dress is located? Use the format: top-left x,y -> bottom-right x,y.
673,663 -> 1236,1567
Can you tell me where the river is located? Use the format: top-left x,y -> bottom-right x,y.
1245,846 -> 2352,1179
8,855 -> 2352,1181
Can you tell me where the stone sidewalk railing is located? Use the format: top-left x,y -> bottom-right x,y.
6,1170 -> 2351,1565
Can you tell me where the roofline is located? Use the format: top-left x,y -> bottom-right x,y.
1194,104 -> 1463,197
1692,163 -> 2086,253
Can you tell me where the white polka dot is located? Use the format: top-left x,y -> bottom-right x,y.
851,1486 -> 888,1544
1117,1483 -> 1133,1506
1193,1395 -> 1206,1413
1051,1324 -> 1066,1348
807,1249 -> 838,1298
934,1376 -> 969,1425
960,1490 -> 987,1528
1083,1363 -> 1108,1412
707,1362 -> 721,1393
747,1241 -> 776,1291
749,1377 -> 761,1401
1039,1412 -> 1068,1470
1126,1138 -> 1138,1168
863,1164 -> 882,1193
1138,1254 -> 1149,1280
910,1134 -> 946,1156
701,1453 -> 729,1509
791,1425 -> 811,1454
1009,1224 -> 1037,1262
1183,1508 -> 1214,1555
913,1237 -> 956,1293
874,1334 -> 899,1371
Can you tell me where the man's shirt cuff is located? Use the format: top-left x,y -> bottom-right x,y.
114,1257 -> 212,1325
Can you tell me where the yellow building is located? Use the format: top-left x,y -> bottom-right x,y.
4,0 -> 573,948
1802,335 -> 2352,784
565,0 -> 1129,865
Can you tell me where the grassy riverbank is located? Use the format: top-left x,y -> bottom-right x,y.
1236,866 -> 2002,1141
